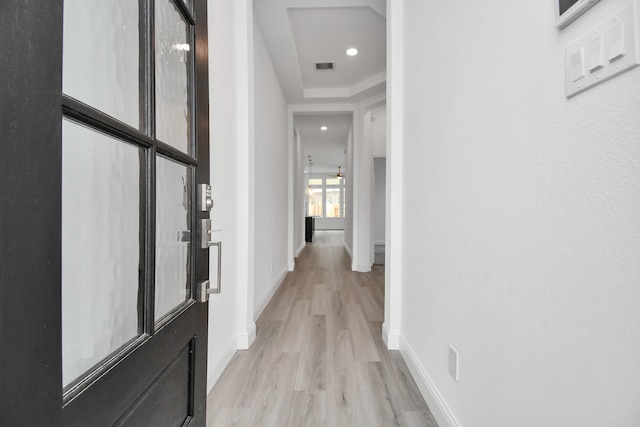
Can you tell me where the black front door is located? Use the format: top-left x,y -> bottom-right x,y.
0,0 -> 211,425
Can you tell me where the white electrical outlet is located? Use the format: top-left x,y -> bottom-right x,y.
449,345 -> 459,382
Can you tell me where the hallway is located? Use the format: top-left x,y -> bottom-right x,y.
206,231 -> 438,426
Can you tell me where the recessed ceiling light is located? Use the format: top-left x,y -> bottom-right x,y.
346,48 -> 358,56
321,126 -> 328,131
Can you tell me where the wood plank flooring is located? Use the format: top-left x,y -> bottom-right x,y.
206,231 -> 438,427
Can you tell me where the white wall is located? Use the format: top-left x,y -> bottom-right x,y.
383,0 -> 404,351
371,104 -> 387,247
372,157 -> 386,245
352,97 -> 387,272
344,125 -> 354,256
206,0 -> 257,390
397,1 -> 640,426
252,20 -> 289,319
315,218 -> 346,230
352,107 -> 372,271
293,129 -> 305,258
370,104 -> 387,156
207,0 -> 241,392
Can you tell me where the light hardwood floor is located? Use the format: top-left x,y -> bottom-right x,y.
206,231 -> 438,427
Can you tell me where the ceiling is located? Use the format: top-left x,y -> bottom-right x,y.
254,0 -> 386,173
295,113 -> 352,174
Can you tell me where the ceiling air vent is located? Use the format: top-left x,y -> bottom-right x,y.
314,62 -> 335,71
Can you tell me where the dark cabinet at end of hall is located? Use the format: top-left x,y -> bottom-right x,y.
305,216 -> 315,242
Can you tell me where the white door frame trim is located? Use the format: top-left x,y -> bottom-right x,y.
383,0 -> 403,349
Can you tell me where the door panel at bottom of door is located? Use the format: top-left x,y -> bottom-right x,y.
114,343 -> 192,427
62,302 -> 207,427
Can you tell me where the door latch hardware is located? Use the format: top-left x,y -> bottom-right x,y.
198,184 -> 214,211
200,219 -> 221,249
196,241 -> 222,302
196,219 -> 222,302
196,279 -> 220,303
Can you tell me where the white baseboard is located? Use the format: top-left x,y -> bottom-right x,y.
382,322 -> 400,349
343,242 -> 353,258
237,322 -> 256,350
254,268 -> 288,320
399,335 -> 461,427
353,263 -> 372,272
296,242 -> 305,257
206,336 -> 237,394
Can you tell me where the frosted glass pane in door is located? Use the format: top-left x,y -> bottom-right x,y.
155,0 -> 193,154
155,156 -> 191,321
63,0 -> 140,129
62,119 -> 141,387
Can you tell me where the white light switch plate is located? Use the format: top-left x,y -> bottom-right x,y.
566,2 -> 639,97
